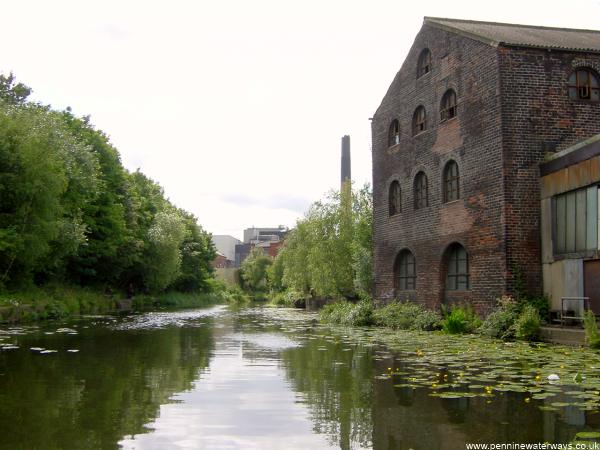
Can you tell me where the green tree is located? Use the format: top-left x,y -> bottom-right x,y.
240,248 -> 272,292
61,112 -> 130,285
143,210 -> 187,291
273,184 -> 373,299
119,170 -> 169,291
279,224 -> 311,295
0,102 -> 88,285
169,211 -> 216,292
0,73 -> 31,104
267,247 -> 285,292
350,184 -> 373,297
0,74 -> 218,297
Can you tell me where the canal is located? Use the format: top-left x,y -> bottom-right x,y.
1,304 -> 599,449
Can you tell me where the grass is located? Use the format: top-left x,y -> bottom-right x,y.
583,310 -> 600,349
0,280 -> 248,324
0,284 -> 114,323
132,291 -> 224,309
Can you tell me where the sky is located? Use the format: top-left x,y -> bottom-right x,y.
1,0 -> 600,241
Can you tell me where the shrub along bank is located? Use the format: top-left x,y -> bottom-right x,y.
319,295 -> 556,345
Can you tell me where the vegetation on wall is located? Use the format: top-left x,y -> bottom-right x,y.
0,73 -> 216,317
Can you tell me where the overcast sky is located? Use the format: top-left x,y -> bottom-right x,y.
2,0 -> 600,240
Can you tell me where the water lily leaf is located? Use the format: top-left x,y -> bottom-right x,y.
532,393 -> 557,400
576,432 -> 600,439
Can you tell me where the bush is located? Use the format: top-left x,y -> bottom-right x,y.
442,305 -> 481,334
583,310 -> 600,349
373,301 -> 441,331
413,308 -> 443,331
372,301 -> 416,329
268,292 -> 290,307
218,285 -> 251,305
45,300 -> 69,319
268,290 -> 304,308
514,305 -> 541,341
320,300 -> 374,326
154,291 -> 221,308
479,296 -> 519,340
519,295 -> 550,323
346,300 -> 374,326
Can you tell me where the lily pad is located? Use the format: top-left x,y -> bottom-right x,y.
575,432 -> 600,439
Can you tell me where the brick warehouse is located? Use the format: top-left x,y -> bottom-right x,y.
371,17 -> 600,312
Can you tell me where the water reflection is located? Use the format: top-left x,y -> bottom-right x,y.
0,311 -> 215,450
119,310 -> 336,450
1,306 -> 600,450
281,336 -> 374,449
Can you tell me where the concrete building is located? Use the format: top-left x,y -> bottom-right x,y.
243,226 -> 288,245
212,235 -> 241,263
371,17 -> 600,312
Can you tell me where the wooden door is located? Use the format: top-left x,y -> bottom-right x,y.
584,260 -> 600,314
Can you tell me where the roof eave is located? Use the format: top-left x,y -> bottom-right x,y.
424,18 -> 500,47
498,42 -> 600,54
424,17 -> 600,53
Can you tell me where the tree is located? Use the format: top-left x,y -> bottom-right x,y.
0,101 -> 89,285
62,112 -> 131,285
0,73 -> 218,296
143,210 -> 187,292
267,248 -> 285,292
272,183 -> 373,299
169,212 -> 216,292
240,248 -> 272,292
0,73 -> 31,104
350,184 -> 373,296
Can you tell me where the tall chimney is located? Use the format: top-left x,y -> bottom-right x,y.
341,135 -> 351,188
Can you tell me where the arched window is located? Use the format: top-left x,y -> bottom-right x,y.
414,172 -> 429,209
443,160 -> 460,203
395,249 -> 416,290
417,49 -> 431,78
568,68 -> 600,101
412,106 -> 426,136
440,89 -> 457,121
388,119 -> 400,147
389,180 -> 401,216
445,243 -> 470,290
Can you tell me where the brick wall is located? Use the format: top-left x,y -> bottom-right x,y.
498,47 -> 600,297
371,23 -> 507,313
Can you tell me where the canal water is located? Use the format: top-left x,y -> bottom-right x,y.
1,304 -> 599,450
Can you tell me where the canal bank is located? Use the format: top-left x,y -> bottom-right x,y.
0,285 -> 231,324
